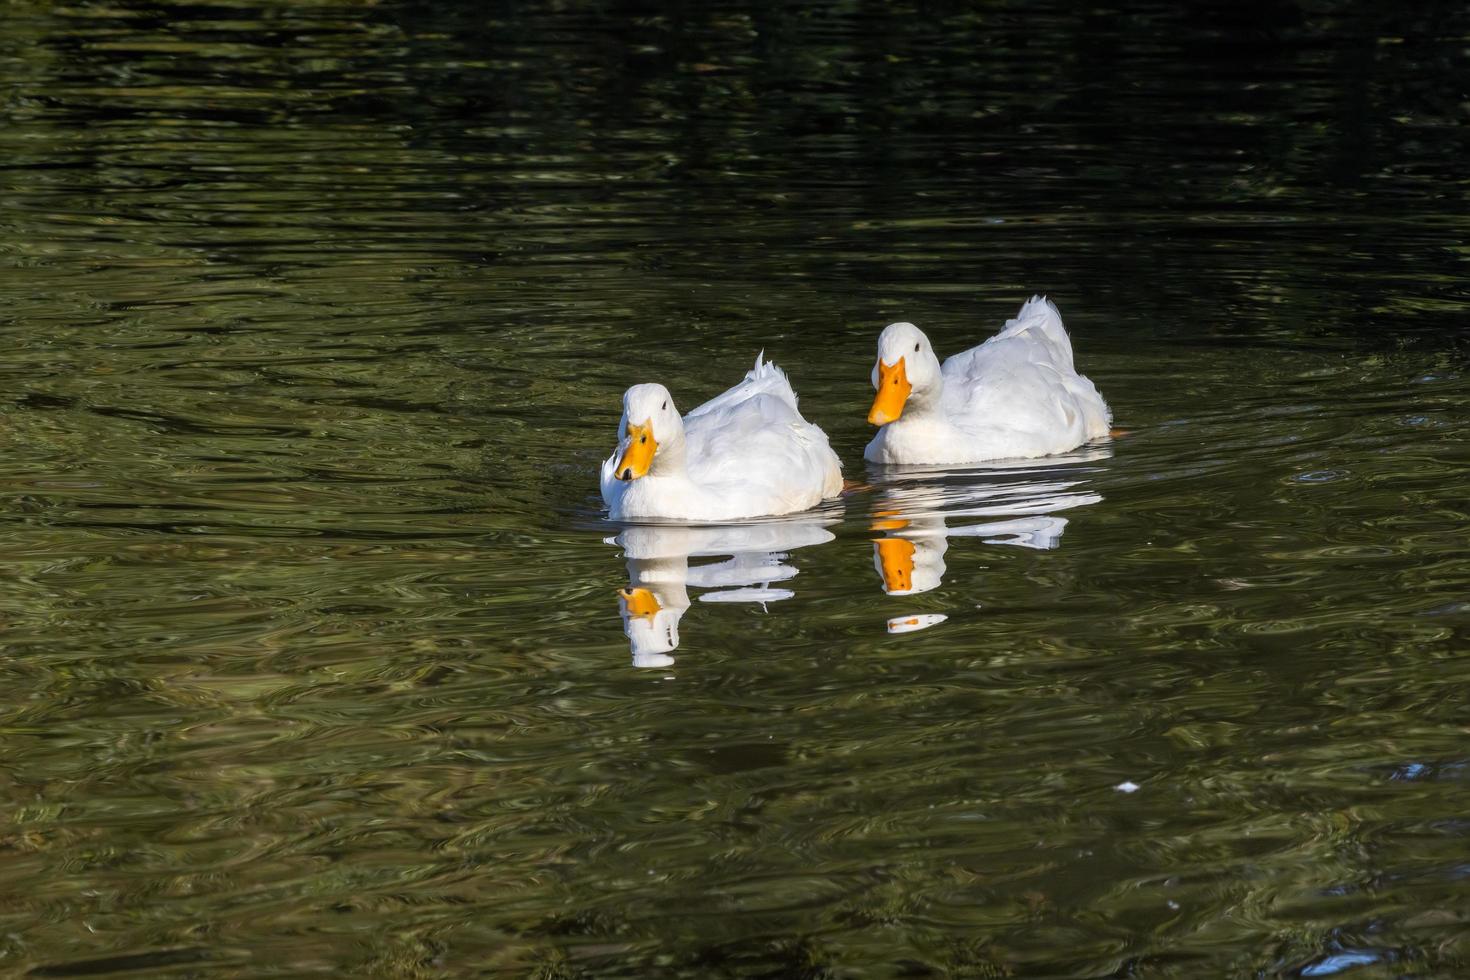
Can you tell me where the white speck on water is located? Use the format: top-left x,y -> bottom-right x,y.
1115,781 -> 1141,793
1167,900 -> 1180,910
886,613 -> 948,634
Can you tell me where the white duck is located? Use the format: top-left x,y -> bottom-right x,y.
602,353 -> 843,522
865,296 -> 1111,465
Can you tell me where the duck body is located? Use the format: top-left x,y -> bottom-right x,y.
602,353 -> 842,522
864,297 -> 1111,466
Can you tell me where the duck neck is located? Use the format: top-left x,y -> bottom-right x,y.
648,435 -> 689,481
903,378 -> 944,420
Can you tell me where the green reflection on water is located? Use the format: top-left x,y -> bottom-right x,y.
2,1 -> 1468,977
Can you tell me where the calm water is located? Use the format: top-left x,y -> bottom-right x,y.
2,1 -> 1468,976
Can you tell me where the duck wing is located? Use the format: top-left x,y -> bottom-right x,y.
941,296 -> 1109,438
687,351 -> 801,420
686,354 -> 840,502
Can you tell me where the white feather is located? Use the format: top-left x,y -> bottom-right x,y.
865,297 -> 1111,465
602,353 -> 843,522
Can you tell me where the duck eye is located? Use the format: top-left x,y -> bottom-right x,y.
914,342 -> 920,352
661,400 -> 667,411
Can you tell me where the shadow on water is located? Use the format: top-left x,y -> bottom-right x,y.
865,447 -> 1109,602
608,513 -> 840,668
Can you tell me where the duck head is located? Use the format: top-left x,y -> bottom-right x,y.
868,322 -> 942,425
612,383 -> 685,481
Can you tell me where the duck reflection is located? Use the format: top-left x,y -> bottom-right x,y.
869,451 -> 1108,598
609,518 -> 835,667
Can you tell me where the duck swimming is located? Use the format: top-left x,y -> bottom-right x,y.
601,353 -> 843,522
864,296 -> 1111,465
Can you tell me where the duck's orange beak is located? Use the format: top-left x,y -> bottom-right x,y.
868,357 -> 911,425
618,586 -> 661,619
873,537 -> 916,593
870,509 -> 910,532
614,420 -> 657,481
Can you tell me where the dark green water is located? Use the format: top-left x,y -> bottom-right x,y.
2,2 -> 1468,977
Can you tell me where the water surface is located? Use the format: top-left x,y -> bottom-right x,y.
2,2 -> 1468,976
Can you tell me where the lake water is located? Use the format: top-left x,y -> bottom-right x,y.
2,2 -> 1468,976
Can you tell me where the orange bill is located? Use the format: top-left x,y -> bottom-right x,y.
873,537 -> 916,593
868,356 -> 911,425
618,586 -> 661,619
614,419 -> 657,480
870,508 -> 910,532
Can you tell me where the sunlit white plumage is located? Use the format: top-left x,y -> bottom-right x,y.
864,297 -> 1111,465
601,353 -> 843,522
